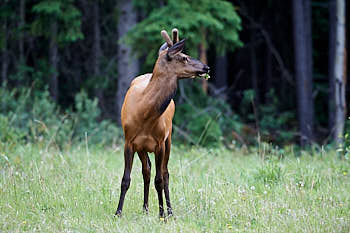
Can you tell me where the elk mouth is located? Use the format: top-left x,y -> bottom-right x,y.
196,69 -> 210,79
196,71 -> 206,76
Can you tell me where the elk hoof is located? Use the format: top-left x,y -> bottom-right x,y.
159,211 -> 165,220
143,205 -> 149,214
114,210 -> 122,218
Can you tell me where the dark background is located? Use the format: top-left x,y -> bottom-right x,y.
0,0 -> 349,148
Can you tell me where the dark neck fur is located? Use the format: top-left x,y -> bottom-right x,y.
157,85 -> 177,114
144,69 -> 177,117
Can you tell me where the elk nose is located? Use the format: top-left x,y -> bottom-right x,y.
203,65 -> 210,73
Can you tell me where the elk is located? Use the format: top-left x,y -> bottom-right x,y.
115,29 -> 209,217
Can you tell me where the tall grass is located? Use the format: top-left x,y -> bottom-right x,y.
0,143 -> 349,232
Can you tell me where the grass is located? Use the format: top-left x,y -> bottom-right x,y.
0,142 -> 349,232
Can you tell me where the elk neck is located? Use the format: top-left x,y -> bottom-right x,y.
142,67 -> 178,119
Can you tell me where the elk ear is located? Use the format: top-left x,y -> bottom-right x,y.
158,42 -> 168,55
167,39 -> 185,58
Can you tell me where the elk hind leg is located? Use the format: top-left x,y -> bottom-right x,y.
115,143 -> 135,216
138,151 -> 151,213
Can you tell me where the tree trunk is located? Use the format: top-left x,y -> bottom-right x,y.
250,29 -> 260,109
292,0 -> 314,146
264,46 -> 272,103
115,0 -> 139,124
49,21 -> 59,102
199,27 -> 208,94
329,0 -> 336,136
1,20 -> 9,83
92,2 -> 101,76
19,0 -> 25,64
304,0 -> 313,89
214,54 -> 228,98
92,1 -> 104,110
333,0 -> 346,148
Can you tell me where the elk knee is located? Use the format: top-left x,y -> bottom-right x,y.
163,171 -> 169,179
121,177 -> 131,191
154,176 -> 164,191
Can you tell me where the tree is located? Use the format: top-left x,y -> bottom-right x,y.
31,0 -> 83,101
328,0 -> 336,136
0,0 -> 341,146
124,0 -> 242,74
292,0 -> 314,146
213,54 -> 228,98
91,0 -> 104,108
1,18 -> 8,83
0,1 -> 14,83
19,0 -> 26,64
115,0 -> 139,125
333,0 -> 346,148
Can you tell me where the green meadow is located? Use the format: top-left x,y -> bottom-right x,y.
1,144 -> 349,232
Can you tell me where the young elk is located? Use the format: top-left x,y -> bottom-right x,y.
115,29 -> 209,217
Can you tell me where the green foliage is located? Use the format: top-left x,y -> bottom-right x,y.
173,82 -> 242,147
132,0 -> 165,17
342,117 -> 350,159
241,89 -> 255,118
0,0 -> 338,151
126,0 -> 242,70
71,91 -> 122,145
0,84 -> 121,148
241,89 -> 297,145
0,115 -> 25,143
31,0 -> 83,43
259,90 -> 296,143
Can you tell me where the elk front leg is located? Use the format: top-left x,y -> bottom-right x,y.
115,143 -> 135,216
138,151 -> 151,213
154,143 -> 165,218
164,137 -> 173,216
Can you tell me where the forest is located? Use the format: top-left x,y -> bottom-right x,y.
0,0 -> 349,150
1,0 -> 350,232
0,0 -> 348,150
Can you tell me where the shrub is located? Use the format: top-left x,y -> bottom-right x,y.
0,115 -> 25,143
173,82 -> 242,147
71,91 -> 122,146
0,84 -> 121,148
241,89 -> 297,145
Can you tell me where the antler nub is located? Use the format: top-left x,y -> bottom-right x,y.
172,28 -> 179,44
161,30 -> 173,47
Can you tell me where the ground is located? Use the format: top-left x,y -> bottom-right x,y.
0,143 -> 349,232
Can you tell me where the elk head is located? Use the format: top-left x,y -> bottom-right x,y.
155,29 -> 210,79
